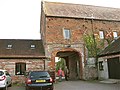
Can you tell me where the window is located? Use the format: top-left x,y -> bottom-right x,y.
30,71 -> 50,79
63,29 -> 70,39
31,45 -> 35,49
99,31 -> 104,39
113,31 -> 118,39
99,61 -> 104,71
0,71 -> 4,76
15,63 -> 26,75
7,44 -> 12,49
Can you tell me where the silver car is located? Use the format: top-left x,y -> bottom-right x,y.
0,70 -> 12,90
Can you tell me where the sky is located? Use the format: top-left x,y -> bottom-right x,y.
0,0 -> 120,39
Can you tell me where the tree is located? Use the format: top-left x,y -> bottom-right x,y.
83,33 -> 113,66
83,33 -> 102,67
55,58 -> 66,72
83,34 -> 97,58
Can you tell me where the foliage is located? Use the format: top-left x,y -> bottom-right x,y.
83,34 -> 97,57
105,38 -> 113,44
83,33 -> 114,67
55,58 -> 66,72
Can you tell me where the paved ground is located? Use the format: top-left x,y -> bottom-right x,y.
54,80 -> 120,90
8,86 -> 25,90
7,80 -> 120,90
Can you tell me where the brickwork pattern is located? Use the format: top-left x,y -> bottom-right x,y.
0,59 -> 44,83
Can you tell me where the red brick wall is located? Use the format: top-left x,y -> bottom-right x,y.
40,16 -> 120,80
0,59 -> 45,83
45,17 -> 84,44
44,17 -> 120,44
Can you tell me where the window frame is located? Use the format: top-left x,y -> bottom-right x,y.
31,44 -> 36,49
15,62 -> 26,75
99,61 -> 104,71
7,44 -> 12,49
99,30 -> 104,39
113,31 -> 118,39
63,28 -> 71,40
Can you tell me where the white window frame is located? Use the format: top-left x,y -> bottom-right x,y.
113,31 -> 118,38
63,28 -> 70,39
99,31 -> 104,39
7,44 -> 12,49
31,45 -> 35,49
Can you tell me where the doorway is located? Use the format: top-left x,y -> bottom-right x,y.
55,50 -> 82,80
108,57 -> 120,79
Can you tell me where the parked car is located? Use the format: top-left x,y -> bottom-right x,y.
0,69 -> 12,90
25,71 -> 54,90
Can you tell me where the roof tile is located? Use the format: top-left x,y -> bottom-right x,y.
0,39 -> 45,58
98,37 -> 120,56
43,1 -> 120,21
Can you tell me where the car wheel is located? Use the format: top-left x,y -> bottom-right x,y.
50,87 -> 54,90
50,88 -> 53,90
3,87 -> 7,90
9,83 -> 12,87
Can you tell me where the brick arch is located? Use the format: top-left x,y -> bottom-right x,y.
50,48 -> 83,79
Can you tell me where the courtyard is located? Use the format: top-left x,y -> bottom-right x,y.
7,80 -> 120,90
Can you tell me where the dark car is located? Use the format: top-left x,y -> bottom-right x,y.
25,71 -> 54,90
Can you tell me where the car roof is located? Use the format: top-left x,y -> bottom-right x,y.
28,70 -> 48,72
29,71 -> 48,72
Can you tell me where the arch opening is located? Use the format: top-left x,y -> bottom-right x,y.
55,50 -> 82,80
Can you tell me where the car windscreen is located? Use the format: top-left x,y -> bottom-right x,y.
30,71 -> 50,79
0,71 -> 4,76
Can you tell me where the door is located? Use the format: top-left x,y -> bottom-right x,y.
107,57 -> 120,79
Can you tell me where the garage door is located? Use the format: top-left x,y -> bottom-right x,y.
107,57 -> 120,79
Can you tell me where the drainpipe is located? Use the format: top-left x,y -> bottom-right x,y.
91,14 -> 98,66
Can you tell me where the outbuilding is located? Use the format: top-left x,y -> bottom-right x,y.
0,39 -> 47,83
98,37 -> 120,80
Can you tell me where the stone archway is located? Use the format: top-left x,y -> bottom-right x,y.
51,48 -> 83,80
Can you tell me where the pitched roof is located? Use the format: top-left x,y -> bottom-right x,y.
0,39 -> 46,58
98,37 -> 120,57
43,1 -> 120,21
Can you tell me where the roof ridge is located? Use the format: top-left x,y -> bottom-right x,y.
43,1 -> 120,9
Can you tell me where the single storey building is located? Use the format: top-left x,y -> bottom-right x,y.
0,39 -> 47,83
98,37 -> 120,80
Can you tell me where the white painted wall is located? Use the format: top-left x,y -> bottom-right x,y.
98,58 -> 109,80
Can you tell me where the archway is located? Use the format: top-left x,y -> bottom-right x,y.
51,48 -> 83,80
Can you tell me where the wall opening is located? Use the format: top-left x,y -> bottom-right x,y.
54,50 -> 82,80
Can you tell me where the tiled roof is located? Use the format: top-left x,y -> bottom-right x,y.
98,37 -> 120,57
43,1 -> 120,21
0,39 -> 45,58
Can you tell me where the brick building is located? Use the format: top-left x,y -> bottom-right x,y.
41,1 -> 120,80
0,39 -> 47,83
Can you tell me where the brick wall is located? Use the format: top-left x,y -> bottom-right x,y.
44,17 -> 120,45
41,16 -> 120,80
0,59 -> 45,83
43,16 -> 120,62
